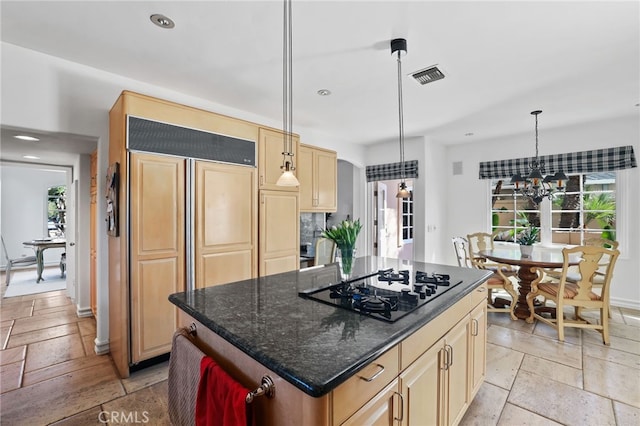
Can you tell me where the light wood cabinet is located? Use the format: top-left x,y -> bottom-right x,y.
194,161 -> 257,288
130,152 -> 186,362
341,379 -> 400,426
299,144 -> 337,212
258,127 -> 299,191
259,190 -> 299,276
468,302 -> 487,399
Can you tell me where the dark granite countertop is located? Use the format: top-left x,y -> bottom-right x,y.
168,256 -> 492,397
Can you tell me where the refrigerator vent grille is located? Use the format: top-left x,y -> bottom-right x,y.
127,116 -> 255,166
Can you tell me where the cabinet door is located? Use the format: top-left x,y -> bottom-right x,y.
130,152 -> 185,363
259,190 -> 299,276
298,145 -> 314,210
342,379 -> 399,426
314,148 -> 337,211
399,338 -> 444,426
468,302 -> 487,400
258,128 -> 299,191
446,317 -> 470,426
194,161 -> 257,288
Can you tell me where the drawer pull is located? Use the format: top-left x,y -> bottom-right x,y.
476,286 -> 487,292
393,391 -> 404,422
472,319 -> 479,336
358,363 -> 385,382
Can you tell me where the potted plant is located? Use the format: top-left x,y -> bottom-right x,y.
517,226 -> 539,257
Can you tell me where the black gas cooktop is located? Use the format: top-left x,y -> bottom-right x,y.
299,268 -> 464,323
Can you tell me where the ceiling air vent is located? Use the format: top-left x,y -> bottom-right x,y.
411,65 -> 445,85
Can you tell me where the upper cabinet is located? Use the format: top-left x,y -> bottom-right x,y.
258,127 -> 299,191
299,144 -> 337,212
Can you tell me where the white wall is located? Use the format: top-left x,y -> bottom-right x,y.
445,115 -> 640,309
1,164 -> 67,266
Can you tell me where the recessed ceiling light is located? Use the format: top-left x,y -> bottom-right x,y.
150,14 -> 175,29
23,155 -> 40,160
317,89 -> 331,96
14,135 -> 40,141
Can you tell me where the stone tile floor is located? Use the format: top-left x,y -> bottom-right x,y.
1,270 -> 638,425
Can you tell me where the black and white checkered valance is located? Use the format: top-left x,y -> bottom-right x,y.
478,145 -> 637,179
366,160 -> 419,182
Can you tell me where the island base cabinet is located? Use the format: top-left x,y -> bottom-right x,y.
174,283 -> 487,426
399,316 -> 469,426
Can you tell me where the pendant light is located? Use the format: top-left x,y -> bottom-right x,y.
510,110 -> 568,204
391,38 -> 410,199
276,0 -> 299,187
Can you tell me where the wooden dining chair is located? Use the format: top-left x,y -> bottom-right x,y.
314,238 -> 337,266
1,235 -> 38,285
451,236 -> 471,268
454,236 -> 517,320
526,245 -> 620,345
466,232 -> 518,276
544,237 -> 619,317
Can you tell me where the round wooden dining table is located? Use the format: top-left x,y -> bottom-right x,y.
479,247 -> 580,320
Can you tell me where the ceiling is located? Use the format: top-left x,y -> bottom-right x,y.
1,1 -> 638,165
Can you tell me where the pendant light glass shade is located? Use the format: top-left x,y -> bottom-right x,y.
276,161 -> 299,186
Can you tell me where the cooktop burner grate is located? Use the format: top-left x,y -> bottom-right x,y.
299,268 -> 463,322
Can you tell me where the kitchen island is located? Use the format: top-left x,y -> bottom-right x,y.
169,256 -> 492,425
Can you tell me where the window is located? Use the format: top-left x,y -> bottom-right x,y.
47,185 -> 66,237
490,181 -> 540,242
490,172 -> 616,244
398,185 -> 414,244
551,172 -> 616,244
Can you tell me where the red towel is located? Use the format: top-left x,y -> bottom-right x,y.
196,356 -> 253,426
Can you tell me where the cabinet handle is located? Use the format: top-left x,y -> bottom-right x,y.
441,347 -> 448,371
358,363 -> 385,382
476,286 -> 486,292
393,391 -> 404,422
261,193 -> 265,204
259,175 -> 264,186
446,344 -> 453,368
472,319 -> 479,336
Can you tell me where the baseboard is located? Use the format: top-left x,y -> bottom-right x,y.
76,306 -> 93,318
611,297 -> 640,311
94,337 -> 110,356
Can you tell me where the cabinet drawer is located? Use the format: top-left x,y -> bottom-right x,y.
471,282 -> 488,307
332,346 -> 399,425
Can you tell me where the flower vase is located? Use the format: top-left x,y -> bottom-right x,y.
337,245 -> 355,280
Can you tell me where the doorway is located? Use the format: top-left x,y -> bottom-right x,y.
372,179 -> 413,261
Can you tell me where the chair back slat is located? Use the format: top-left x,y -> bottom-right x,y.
451,237 -> 471,268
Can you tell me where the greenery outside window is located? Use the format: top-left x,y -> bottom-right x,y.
550,172 -> 615,244
490,172 -> 616,244
48,185 -> 66,237
399,185 -> 413,245
491,181 -> 541,242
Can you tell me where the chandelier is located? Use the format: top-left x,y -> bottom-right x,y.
391,38 -> 411,198
510,110 -> 567,204
276,0 -> 299,187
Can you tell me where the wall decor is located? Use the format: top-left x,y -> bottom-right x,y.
106,162 -> 119,237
